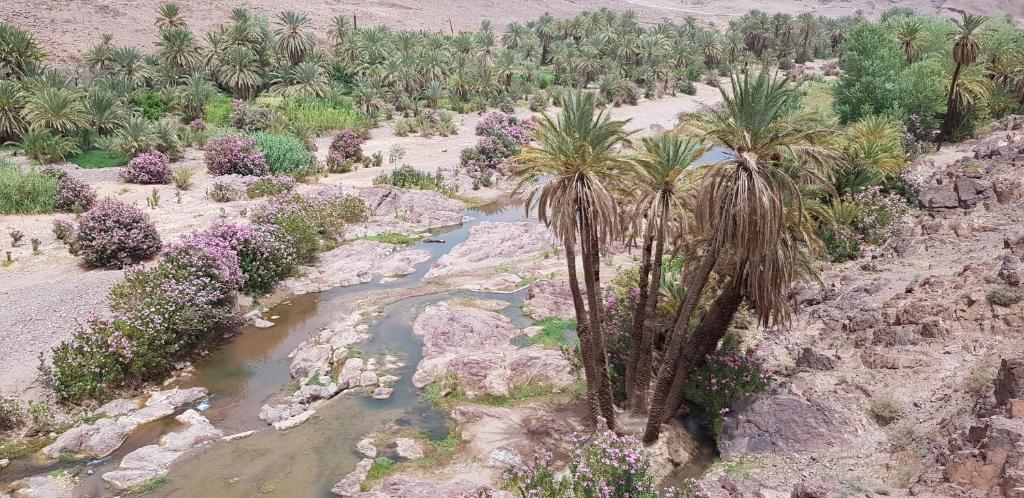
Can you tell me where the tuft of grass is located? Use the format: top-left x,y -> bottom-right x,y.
361,457 -> 395,491
127,475 -> 169,495
869,394 -> 904,426
987,287 -> 1022,307
359,232 -> 420,245
280,98 -> 364,134
0,435 -> 52,460
528,318 -> 578,349
69,150 -> 130,169
0,161 -> 58,214
204,95 -> 233,126
963,356 -> 999,397
801,80 -> 836,120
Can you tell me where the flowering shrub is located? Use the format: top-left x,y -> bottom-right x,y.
52,218 -> 75,241
821,186 -> 910,262
74,198 -> 162,268
461,111 -> 532,178
229,99 -> 278,131
54,175 -> 97,213
204,136 -> 270,176
686,349 -> 772,440
120,151 -> 172,184
503,424 -> 677,498
252,189 -> 366,263
325,130 -> 364,172
182,221 -> 296,296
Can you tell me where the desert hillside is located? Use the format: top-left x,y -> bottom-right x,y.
2,0 -> 1020,61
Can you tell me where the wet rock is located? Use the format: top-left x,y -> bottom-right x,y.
125,402 -> 176,425
0,458 -> 8,468
221,430 -> 255,441
290,342 -> 333,381
146,387 -> 208,408
358,371 -> 379,387
259,403 -> 308,425
719,395 -> 883,458
371,387 -> 393,399
292,383 -> 341,404
996,358 -> 1024,406
395,438 -> 424,460
273,409 -> 315,430
43,418 -> 136,459
523,279 -> 578,320
423,221 -> 553,279
119,444 -> 181,472
331,458 -> 373,496
359,186 -> 467,232
160,410 -> 223,451
357,438 -> 377,458
353,476 -> 480,498
102,469 -> 159,489
252,317 -> 274,328
284,241 -> 431,293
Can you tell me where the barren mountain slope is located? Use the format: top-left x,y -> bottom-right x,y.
1,0 -> 1019,61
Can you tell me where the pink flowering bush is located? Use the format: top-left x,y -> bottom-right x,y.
54,175 -> 97,213
204,135 -> 270,176
502,424 -> 677,498
685,349 -> 773,440
74,198 -> 162,268
120,151 -> 173,184
460,111 -> 532,178
325,130 -> 365,172
820,186 -> 910,262
252,188 -> 366,263
182,221 -> 296,296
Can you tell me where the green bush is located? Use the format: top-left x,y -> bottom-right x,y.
833,24 -> 906,124
0,161 -> 58,214
250,132 -> 319,179
252,189 -> 367,263
279,98 -> 363,134
373,165 -> 455,196
204,95 -> 233,126
988,287 -> 1022,307
69,149 -> 130,169
133,90 -> 167,120
686,349 -> 772,440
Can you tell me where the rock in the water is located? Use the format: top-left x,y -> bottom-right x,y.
283,240 -> 432,293
395,438 -> 424,460
718,395 -> 882,457
43,418 -> 136,459
357,438 -> 377,458
331,458 -> 373,496
353,476 -> 481,498
146,387 -> 208,408
102,469 -> 160,489
423,221 -> 552,279
95,398 -> 139,418
371,387 -> 393,399
359,186 -> 467,233
160,410 -> 224,451
273,409 -> 316,430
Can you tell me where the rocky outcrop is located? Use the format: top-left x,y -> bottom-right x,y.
353,476 -> 481,498
423,221 -> 554,280
331,458 -> 374,496
395,437 -> 424,460
102,409 -> 221,489
411,301 -> 574,397
358,185 -> 467,234
719,395 -> 883,457
996,359 -> 1024,406
522,279 -> 578,320
43,387 -> 207,459
8,475 -> 73,498
283,241 -> 431,294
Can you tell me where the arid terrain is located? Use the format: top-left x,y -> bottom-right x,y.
2,0 -> 1020,61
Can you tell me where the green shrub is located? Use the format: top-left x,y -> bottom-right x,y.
0,161 -> 58,214
279,98 -> 363,133
528,318 -> 577,349
0,396 -> 22,431
245,175 -> 296,198
373,165 -> 455,196
686,349 -> 772,440
204,95 -> 233,126
133,90 -> 167,120
252,189 -> 367,263
250,132 -> 319,179
987,287 -> 1022,307
69,150 -> 130,169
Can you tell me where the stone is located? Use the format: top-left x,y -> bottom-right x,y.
43,417 -> 137,459
357,438 -> 377,458
358,371 -> 379,387
221,430 -> 255,441
359,186 -> 467,233
11,475 -> 74,498
996,359 -> 1024,406
338,358 -> 365,388
331,458 -> 374,496
273,409 -> 316,430
160,410 -> 224,451
290,342 -> 333,380
292,383 -> 340,404
718,395 -> 883,458
102,469 -> 160,489
423,221 -> 553,279
95,398 -> 139,417
352,476 -> 482,498
999,256 -> 1023,287
0,458 -> 8,468
259,403 -> 307,425
395,438 -> 424,460
795,347 -> 837,371
919,185 -> 959,209
125,402 -> 176,425
253,317 -> 274,328
119,444 -> 182,472
1008,399 -> 1024,419
371,387 -> 393,399
146,387 -> 208,408
523,279 -> 579,320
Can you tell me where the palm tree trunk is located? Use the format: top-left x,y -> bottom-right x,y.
941,62 -> 963,142
633,202 -> 669,414
642,246 -> 718,445
564,236 -> 601,422
580,214 -> 617,430
660,278 -> 744,423
624,214 -> 655,410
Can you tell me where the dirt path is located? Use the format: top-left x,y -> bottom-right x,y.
0,86 -> 722,404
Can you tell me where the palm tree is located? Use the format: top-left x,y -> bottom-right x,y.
214,46 -> 263,98
157,27 -> 202,71
643,67 -> 836,443
513,90 -> 632,430
623,134 -> 708,414
796,13 -> 819,63
271,60 -> 329,98
893,17 -> 925,64
274,11 -> 315,65
0,22 -> 45,75
155,3 -> 187,31
178,72 -> 217,120
535,13 -> 556,65
941,12 -> 987,141
84,34 -> 115,71
110,46 -> 145,79
81,88 -> 127,145
328,15 -> 351,53
0,80 -> 25,141
21,87 -> 88,133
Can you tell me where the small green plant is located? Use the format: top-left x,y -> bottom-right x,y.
869,394 -> 904,426
129,475 -> 169,495
207,182 -> 241,203
387,145 -> 406,165
31,238 -> 41,253
171,165 -> 196,190
964,356 -> 999,397
9,229 -> 24,247
359,232 -> 419,245
251,132 -> 319,180
0,161 -> 58,214
146,188 -> 160,209
0,396 -> 22,431
987,287 -> 1022,307
69,150 -> 131,169
372,165 -> 455,196
364,456 -> 395,485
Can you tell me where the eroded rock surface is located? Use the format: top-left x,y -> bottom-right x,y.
284,241 -> 431,294
423,221 -> 553,280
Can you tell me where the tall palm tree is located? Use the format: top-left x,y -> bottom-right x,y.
214,46 -> 263,98
21,87 -> 88,133
941,12 -> 987,141
643,67 -> 836,443
178,72 -> 217,120
796,13 -> 819,63
893,17 -> 925,64
0,22 -> 45,75
157,27 -> 203,71
84,34 -> 115,71
274,11 -> 316,65
513,90 -> 632,430
623,134 -> 708,414
0,80 -> 25,141
155,3 -> 187,31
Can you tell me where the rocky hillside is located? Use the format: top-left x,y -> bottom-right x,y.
697,116 -> 1024,497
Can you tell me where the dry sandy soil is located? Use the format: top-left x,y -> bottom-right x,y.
0,85 -> 721,404
1,0 -> 1020,62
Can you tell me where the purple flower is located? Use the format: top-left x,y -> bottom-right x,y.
204,136 -> 269,176
55,175 -> 97,212
121,150 -> 173,185
74,198 -> 162,268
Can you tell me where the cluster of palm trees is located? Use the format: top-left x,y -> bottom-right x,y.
515,67 -> 843,443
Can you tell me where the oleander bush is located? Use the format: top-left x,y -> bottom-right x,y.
251,188 -> 366,263
685,349 -> 773,440
183,221 -> 296,296
325,129 -> 364,173
460,111 -> 532,178
204,135 -> 269,176
74,198 -> 162,268
250,132 -> 318,179
120,150 -> 172,184
54,175 -> 97,212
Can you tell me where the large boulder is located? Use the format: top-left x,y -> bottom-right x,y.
331,458 -> 373,497
995,358 -> 1024,406
522,279 -> 578,320
424,221 -> 553,280
359,186 -> 467,232
719,395 -> 883,458
43,417 -> 136,459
